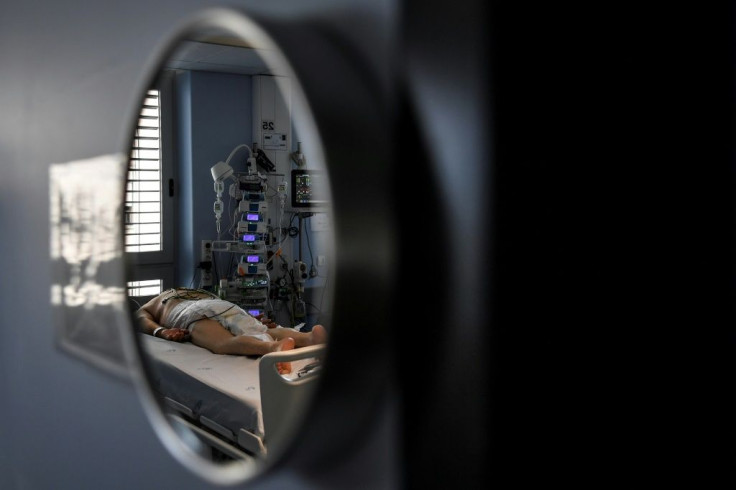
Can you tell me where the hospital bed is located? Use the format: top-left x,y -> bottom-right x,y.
139,333 -> 325,461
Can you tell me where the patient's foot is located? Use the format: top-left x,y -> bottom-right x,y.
273,337 -> 295,375
310,324 -> 328,345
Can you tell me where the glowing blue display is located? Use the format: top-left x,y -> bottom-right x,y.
243,234 -> 256,242
246,213 -> 259,221
246,255 -> 259,263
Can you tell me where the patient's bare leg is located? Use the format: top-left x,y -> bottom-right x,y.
267,324 -> 327,347
191,319 -> 295,373
190,319 -> 293,356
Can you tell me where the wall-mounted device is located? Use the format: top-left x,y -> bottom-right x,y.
289,169 -> 329,212
200,240 -> 213,287
294,260 -> 308,284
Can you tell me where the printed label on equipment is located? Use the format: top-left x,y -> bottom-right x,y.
262,125 -> 287,150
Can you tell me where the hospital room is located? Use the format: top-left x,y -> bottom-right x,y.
124,30 -> 335,466
3,1 -> 728,489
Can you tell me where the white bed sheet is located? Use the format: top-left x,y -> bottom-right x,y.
140,334 -> 317,440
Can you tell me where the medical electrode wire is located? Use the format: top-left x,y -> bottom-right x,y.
225,194 -> 240,240
229,208 -> 240,240
304,216 -> 314,268
265,186 -> 287,266
212,251 -> 221,286
228,254 -> 237,282
318,269 -> 328,316
226,190 -> 234,238
306,301 -> 322,316
264,269 -> 276,322
277,183 -> 284,249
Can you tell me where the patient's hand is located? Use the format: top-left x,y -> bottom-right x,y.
160,328 -> 190,342
255,314 -> 278,329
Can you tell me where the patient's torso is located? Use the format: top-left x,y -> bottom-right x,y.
163,299 -> 237,329
157,291 -> 269,339
158,288 -> 216,326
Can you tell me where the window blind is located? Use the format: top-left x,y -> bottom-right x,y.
127,279 -> 163,298
126,90 -> 162,253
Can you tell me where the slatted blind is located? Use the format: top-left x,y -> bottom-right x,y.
127,279 -> 163,298
126,90 -> 162,252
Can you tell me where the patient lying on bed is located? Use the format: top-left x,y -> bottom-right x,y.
136,288 -> 327,374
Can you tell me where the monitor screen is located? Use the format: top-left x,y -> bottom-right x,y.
290,169 -> 329,208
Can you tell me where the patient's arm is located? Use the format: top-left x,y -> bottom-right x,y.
255,313 -> 278,328
135,303 -> 163,335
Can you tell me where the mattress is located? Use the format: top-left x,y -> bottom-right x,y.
139,334 -> 321,455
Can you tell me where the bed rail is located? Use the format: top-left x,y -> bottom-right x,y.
259,343 -> 327,456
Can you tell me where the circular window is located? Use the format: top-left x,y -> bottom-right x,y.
124,10 -> 334,484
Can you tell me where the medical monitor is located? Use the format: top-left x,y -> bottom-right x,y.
289,169 -> 329,212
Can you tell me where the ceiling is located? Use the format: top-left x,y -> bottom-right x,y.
165,41 -> 285,76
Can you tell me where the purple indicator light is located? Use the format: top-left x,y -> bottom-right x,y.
246,213 -> 259,221
248,309 -> 261,316
243,234 -> 256,242
246,255 -> 260,263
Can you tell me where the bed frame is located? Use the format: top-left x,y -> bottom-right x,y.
139,334 -> 325,461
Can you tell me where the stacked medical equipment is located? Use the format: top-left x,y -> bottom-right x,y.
209,169 -> 271,317
202,76 -> 324,325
